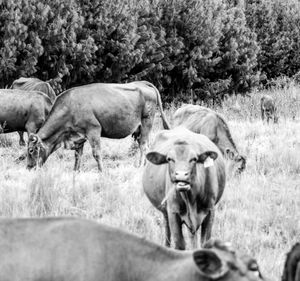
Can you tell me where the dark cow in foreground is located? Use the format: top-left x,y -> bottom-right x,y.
282,243 -> 300,281
260,95 -> 279,124
0,89 -> 52,145
11,77 -> 56,145
173,104 -> 246,174
27,81 -> 170,171
143,127 -> 226,250
0,217 -> 265,281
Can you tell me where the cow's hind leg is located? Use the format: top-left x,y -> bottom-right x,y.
138,117 -> 154,166
86,127 -> 103,172
200,209 -> 215,245
18,131 -> 26,146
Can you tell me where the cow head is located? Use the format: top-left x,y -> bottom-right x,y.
146,140 -> 218,192
225,148 -> 246,174
192,239 -> 265,281
27,134 -> 47,169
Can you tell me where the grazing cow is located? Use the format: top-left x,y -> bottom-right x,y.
0,89 -> 52,145
260,94 -> 279,124
11,77 -> 56,145
143,127 -> 226,250
27,81 -> 170,171
0,217 -> 265,281
173,104 -> 246,174
282,243 -> 300,281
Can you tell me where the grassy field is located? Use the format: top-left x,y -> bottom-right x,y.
0,84 -> 299,280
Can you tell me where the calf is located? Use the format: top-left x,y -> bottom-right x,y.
143,126 -> 226,250
261,95 -> 279,124
0,217 -> 265,281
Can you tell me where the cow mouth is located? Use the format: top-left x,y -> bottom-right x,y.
175,181 -> 191,192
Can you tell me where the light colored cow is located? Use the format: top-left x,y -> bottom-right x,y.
143,127 -> 226,250
173,104 -> 246,174
0,217 -> 265,281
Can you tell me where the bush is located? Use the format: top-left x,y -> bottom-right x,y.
0,0 -> 259,103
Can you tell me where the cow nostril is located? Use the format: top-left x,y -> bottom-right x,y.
175,171 -> 189,178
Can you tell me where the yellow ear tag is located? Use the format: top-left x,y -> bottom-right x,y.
204,156 -> 214,168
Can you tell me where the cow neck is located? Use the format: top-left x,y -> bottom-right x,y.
121,237 -> 195,281
217,128 -> 239,155
38,107 -> 69,154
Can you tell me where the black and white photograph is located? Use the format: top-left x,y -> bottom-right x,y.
0,0 -> 299,280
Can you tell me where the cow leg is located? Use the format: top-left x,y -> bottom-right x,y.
18,131 -> 26,146
261,109 -> 265,121
162,210 -> 171,247
74,144 -> 84,171
168,213 -> 185,250
189,232 -> 198,249
86,127 -> 103,172
200,209 -> 215,245
138,117 -> 154,166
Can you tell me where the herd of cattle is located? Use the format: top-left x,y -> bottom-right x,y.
0,78 -> 298,281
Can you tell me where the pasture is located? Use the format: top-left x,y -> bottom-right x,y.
0,85 -> 299,280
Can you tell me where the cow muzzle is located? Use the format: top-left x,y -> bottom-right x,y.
174,170 -> 191,192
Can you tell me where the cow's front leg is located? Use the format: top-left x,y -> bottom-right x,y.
168,212 -> 185,250
162,210 -> 171,247
200,208 -> 215,245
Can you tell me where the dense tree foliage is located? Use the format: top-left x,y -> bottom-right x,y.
0,0 -> 299,102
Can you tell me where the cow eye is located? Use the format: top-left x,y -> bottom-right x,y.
190,157 -> 197,163
167,157 -> 174,163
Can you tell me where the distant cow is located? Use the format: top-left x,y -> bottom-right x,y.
0,89 -> 52,145
0,217 -> 265,281
143,127 -> 226,250
27,81 -> 170,171
173,104 -> 246,174
260,95 -> 278,124
282,243 -> 300,281
11,77 -> 56,145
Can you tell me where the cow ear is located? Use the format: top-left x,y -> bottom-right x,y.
197,151 -> 218,163
193,249 -> 229,279
146,152 -> 167,165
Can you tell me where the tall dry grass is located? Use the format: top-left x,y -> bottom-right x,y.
0,84 -> 299,280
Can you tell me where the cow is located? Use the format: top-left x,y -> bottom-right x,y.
260,94 -> 279,124
172,104 -> 246,174
0,217 -> 265,281
27,81 -> 170,171
143,126 -> 226,250
0,89 -> 52,146
11,77 -> 56,146
282,243 -> 300,281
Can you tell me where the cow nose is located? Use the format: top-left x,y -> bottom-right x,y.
175,171 -> 189,181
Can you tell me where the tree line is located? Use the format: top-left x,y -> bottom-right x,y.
0,0 -> 299,102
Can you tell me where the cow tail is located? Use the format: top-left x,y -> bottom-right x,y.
141,81 -> 170,129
